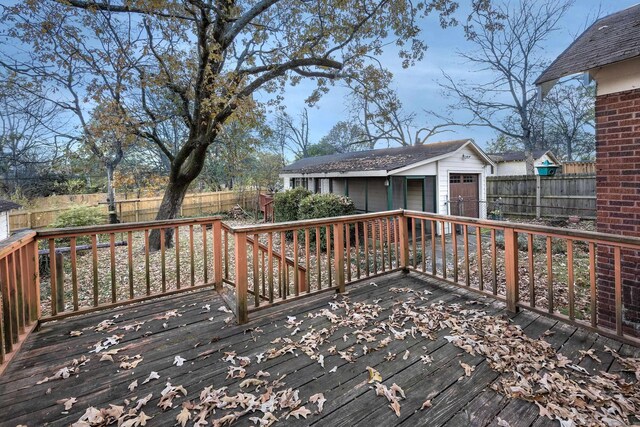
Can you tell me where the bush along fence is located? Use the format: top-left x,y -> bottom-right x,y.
8,190 -> 257,231
2,209 -> 640,374
486,174 -> 596,219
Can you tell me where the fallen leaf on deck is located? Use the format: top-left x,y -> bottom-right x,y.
142,372 -> 160,384
174,355 -> 186,367
366,366 -> 382,383
176,407 -> 191,426
128,380 -> 138,392
329,366 -> 337,373
57,397 -> 77,410
70,331 -> 82,337
460,361 -> 474,377
218,306 -> 232,313
421,399 -> 432,410
286,406 -> 312,419
309,393 -> 326,413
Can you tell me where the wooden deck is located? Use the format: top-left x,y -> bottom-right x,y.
0,272 -> 638,426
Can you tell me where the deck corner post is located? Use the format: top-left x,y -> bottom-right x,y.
333,223 -> 345,293
234,231 -> 249,324
504,227 -> 520,313
212,220 -> 223,291
398,214 -> 410,271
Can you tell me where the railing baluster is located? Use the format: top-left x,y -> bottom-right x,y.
224,228 -> 229,280
19,247 -> 30,324
254,233 -> 260,306
110,233 -> 117,302
364,222 -> 370,277
316,227 -> 321,290
189,225 -> 195,287
261,249 -> 266,297
201,225 -> 208,284
211,219 -> 221,291
440,221 -> 447,280
234,231 -> 248,324
504,228 -> 519,313
92,234 -> 100,304
1,257 -> 13,352
346,223 -> 352,282
528,234 -> 534,308
280,231 -> 287,299
30,239 -> 40,321
546,236 -> 553,313
386,217 -> 392,269
476,226 -> 483,291
144,229 -> 150,295
491,229 -> 497,294
463,225 -> 470,287
293,230 -> 299,296
371,221 -> 377,274
175,227 -> 181,290
49,239 -> 57,316
431,220 -> 436,276
326,225 -> 332,286
0,288 -> 5,362
567,239 -> 574,321
614,246 -> 622,336
379,219 -> 385,273
421,219 -> 426,272
355,222 -> 361,279
411,217 -> 417,269
14,249 -> 24,330
452,223 -> 458,283
589,242 -> 596,328
9,253 -> 20,337
268,232 -> 274,303
159,229 -> 166,293
333,222 -> 345,293
71,237 -> 79,309
305,228 -> 311,293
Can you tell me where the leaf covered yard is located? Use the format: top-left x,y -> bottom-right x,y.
0,273 -> 638,427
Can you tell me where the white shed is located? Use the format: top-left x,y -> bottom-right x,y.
488,150 -> 560,176
280,139 -> 495,219
0,199 -> 21,240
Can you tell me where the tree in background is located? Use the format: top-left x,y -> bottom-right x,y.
316,121 -> 370,154
2,0 -> 462,248
437,0 -> 574,174
348,69 -> 453,147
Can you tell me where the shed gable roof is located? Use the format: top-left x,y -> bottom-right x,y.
488,150 -> 557,163
0,199 -> 22,213
282,139 -> 474,174
536,4 -> 640,86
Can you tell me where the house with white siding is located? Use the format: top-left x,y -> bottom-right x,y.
280,139 -> 495,219
0,199 -> 21,240
488,150 -> 560,176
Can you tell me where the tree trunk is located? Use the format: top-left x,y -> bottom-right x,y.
524,150 -> 535,175
106,163 -> 118,224
148,177 -> 191,250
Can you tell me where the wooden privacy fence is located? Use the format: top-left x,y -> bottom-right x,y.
486,174 -> 596,219
2,209 -> 640,373
8,190 -> 254,230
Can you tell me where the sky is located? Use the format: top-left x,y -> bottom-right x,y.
271,0 -> 640,154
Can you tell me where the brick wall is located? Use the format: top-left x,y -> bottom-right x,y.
595,87 -> 640,336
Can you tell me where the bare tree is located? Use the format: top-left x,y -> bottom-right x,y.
277,109 -> 314,159
437,0 -> 573,174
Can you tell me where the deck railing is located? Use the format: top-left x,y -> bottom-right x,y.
1,209 -> 639,372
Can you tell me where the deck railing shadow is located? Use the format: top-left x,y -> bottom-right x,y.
1,209 -> 639,373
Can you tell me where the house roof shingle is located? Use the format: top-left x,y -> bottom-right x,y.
0,199 -> 22,213
535,4 -> 640,85
281,139 -> 471,174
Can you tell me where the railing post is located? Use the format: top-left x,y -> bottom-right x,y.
213,220 -> 222,291
398,214 -> 409,270
29,239 -> 41,321
333,223 -> 345,293
234,231 -> 248,324
504,227 -> 520,313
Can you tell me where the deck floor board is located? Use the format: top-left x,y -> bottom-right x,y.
0,272 -> 637,427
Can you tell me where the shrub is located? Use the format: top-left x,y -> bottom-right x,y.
274,188 -> 311,222
51,205 -> 107,229
298,194 -> 356,250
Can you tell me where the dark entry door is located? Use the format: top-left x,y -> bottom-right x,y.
449,174 -> 479,217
